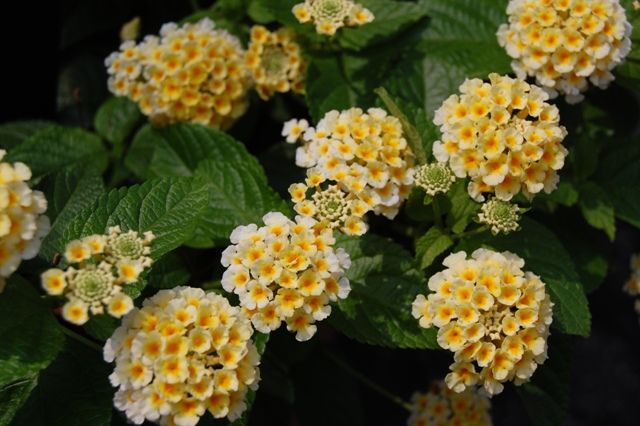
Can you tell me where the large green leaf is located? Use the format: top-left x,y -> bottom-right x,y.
330,232 -> 439,349
62,176 -> 209,261
0,277 -> 64,386
578,182 -> 616,241
0,373 -> 38,426
4,126 -> 108,181
0,121 -> 55,150
456,217 -> 591,337
305,54 -> 357,123
445,179 -> 481,234
125,123 -> 289,248
93,96 -> 142,148
12,339 -> 113,426
415,226 -> 453,270
37,169 -> 105,264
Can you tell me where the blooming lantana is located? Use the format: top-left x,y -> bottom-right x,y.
407,380 -> 491,426
104,287 -> 261,425
0,150 -> 50,292
220,212 -> 351,341
284,108 -> 416,219
41,226 -> 154,325
246,25 -> 306,100
497,0 -> 632,104
292,0 -> 374,36
477,198 -> 522,235
105,18 -> 251,129
412,249 -> 554,396
414,162 -> 456,197
433,73 -> 568,202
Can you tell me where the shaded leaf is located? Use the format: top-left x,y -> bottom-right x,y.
0,374 -> 38,426
579,182 -> 616,241
415,226 -> 454,270
0,121 -> 55,150
93,96 -> 142,147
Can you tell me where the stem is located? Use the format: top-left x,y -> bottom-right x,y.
432,197 -> 444,229
323,347 -> 413,413
189,0 -> 200,12
62,326 -> 103,352
452,225 -> 490,240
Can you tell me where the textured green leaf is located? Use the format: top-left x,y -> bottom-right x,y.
37,169 -> 105,264
0,121 -> 55,150
330,232 -> 439,349
125,124 -> 155,178
93,96 -> 142,147
0,373 -> 38,426
146,252 -> 191,289
517,334 -> 572,426
579,182 -> 616,241
537,181 -> 579,207
446,179 -> 481,234
4,126 -> 108,181
456,217 -> 591,337
12,339 -> 113,426
62,176 -> 209,261
305,54 -> 356,123
415,226 -> 453,270
83,314 -> 119,342
0,277 -> 64,385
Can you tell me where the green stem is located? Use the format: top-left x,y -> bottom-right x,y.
452,225 -> 490,240
432,197 -> 444,229
323,347 -> 413,413
62,326 -> 103,352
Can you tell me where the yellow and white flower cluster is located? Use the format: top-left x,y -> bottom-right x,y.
103,287 -> 260,425
408,381 -> 491,426
105,18 -> 251,129
624,254 -> 640,318
412,249 -> 554,396
246,25 -> 306,101
0,150 -> 50,291
289,168 -> 371,236
221,212 -> 351,341
292,0 -> 374,36
284,108 -> 416,219
433,73 -> 568,202
414,162 -> 456,196
497,0 -> 632,104
478,198 -> 522,235
41,226 -> 154,325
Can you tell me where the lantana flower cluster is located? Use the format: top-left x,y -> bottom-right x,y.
0,150 -> 50,291
292,0 -> 374,36
220,212 -> 351,341
103,287 -> 260,425
407,381 -> 492,426
477,198 -> 522,235
412,249 -> 554,396
414,162 -> 456,196
41,226 -> 154,325
246,25 -> 306,100
497,0 -> 632,104
624,253 -> 640,319
284,107 -> 416,219
433,73 -> 568,202
105,18 -> 252,129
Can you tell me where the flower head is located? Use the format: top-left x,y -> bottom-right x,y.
286,107 -> 416,219
412,249 -> 554,396
104,287 -> 261,425
41,227 -> 155,325
433,73 -> 568,202
292,0 -> 374,36
221,212 -> 351,341
105,18 -> 252,129
478,198 -> 521,235
414,162 -> 456,196
497,0 -> 632,103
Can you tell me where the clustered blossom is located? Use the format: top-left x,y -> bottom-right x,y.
246,25 -> 306,100
0,150 -> 50,292
497,0 -> 632,104
104,287 -> 260,425
412,249 -> 554,396
105,18 -> 251,129
41,226 -> 154,325
408,381 -> 492,426
292,0 -> 374,36
289,168 -> 371,236
623,254 -> 640,319
221,212 -> 351,341
284,108 -> 416,219
433,73 -> 568,202
478,198 -> 522,235
414,162 -> 456,196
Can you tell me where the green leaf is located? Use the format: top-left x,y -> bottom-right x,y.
4,126 -> 108,181
305,54 -> 356,123
415,226 -> 454,270
62,176 -> 210,261
125,124 -> 155,178
404,187 -> 434,222
536,181 -> 579,208
374,87 -> 427,164
83,314 -> 119,342
0,276 -> 64,385
445,179 -> 481,234
146,252 -> 191,289
0,373 -> 38,426
456,217 -> 591,337
330,232 -> 439,349
0,121 -> 55,150
37,169 -> 105,264
93,97 -> 142,147
12,338 -> 113,426
578,182 -> 616,241
517,334 -> 572,426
